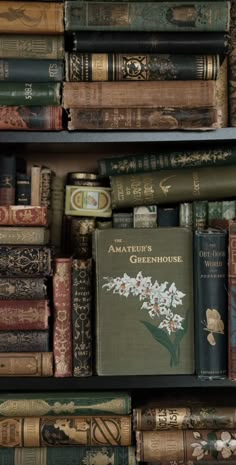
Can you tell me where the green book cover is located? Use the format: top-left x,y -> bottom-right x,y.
94,228 -> 194,375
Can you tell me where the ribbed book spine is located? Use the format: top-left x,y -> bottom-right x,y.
70,218 -> 96,258
0,227 -> 49,245
228,221 -> 236,380
0,330 -> 50,352
0,206 -> 48,225
0,106 -> 63,130
16,173 -> 31,206
0,246 -> 52,277
40,168 -> 52,208
0,59 -> 64,82
0,278 -> 46,300
0,35 -> 64,59
53,258 -> 73,377
0,353 -> 53,377
0,300 -> 50,330
0,155 -> 16,206
72,258 -> 93,376
0,83 -> 61,106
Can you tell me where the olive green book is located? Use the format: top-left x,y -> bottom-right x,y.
94,228 -> 194,375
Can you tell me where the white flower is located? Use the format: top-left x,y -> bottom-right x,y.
191,441 -> 207,460
215,431 -> 236,458
159,313 -> 184,335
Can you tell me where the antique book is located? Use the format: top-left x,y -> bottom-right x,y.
136,429 -> 236,463
215,56 -> 228,127
65,185 -> 112,217
70,217 -> 96,258
0,391 -> 131,417
66,53 -> 220,81
0,35 -> 64,59
0,59 -> 64,82
0,83 -> 61,106
0,206 -> 48,226
50,175 -> 64,253
229,2 -> 236,126
133,206 -> 157,229
0,246 -> 52,277
98,146 -> 236,177
72,258 -> 93,376
110,164 -> 236,209
179,203 -> 193,229
40,167 -> 52,208
208,200 -> 236,228
16,173 -> 31,205
94,228 -> 194,375
65,2 -> 230,32
53,258 -> 73,377
0,106 -> 63,130
0,300 -> 50,330
0,278 -> 46,300
0,352 -> 53,377
0,446 -> 137,465
0,416 -> 132,446
0,227 -> 49,245
228,221 -> 236,380
193,200 -> 208,231
63,81 -> 216,109
0,330 -> 50,352
0,2 -> 64,34
70,31 -> 230,54
157,206 -> 179,227
194,230 -> 227,379
0,154 -> 16,206
113,212 -> 133,228
68,107 -> 219,131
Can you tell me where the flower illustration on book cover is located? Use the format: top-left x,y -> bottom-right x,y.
102,271 -> 188,366
191,430 -> 236,460
202,308 -> 224,346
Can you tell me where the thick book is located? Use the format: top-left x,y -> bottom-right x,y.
0,106 -> 63,130
65,2 -> 230,32
0,352 -> 53,377
66,53 -> 220,81
0,227 -> 49,245
63,81 -> 216,109
0,154 -> 16,206
0,300 -> 50,330
229,2 -> 236,126
94,228 -> 194,375
0,59 -> 64,82
53,258 -> 73,377
0,278 -> 46,300
0,83 -> 61,106
228,221 -> 236,380
0,416 -> 132,446
0,2 -> 64,34
68,107 -> 219,131
0,330 -> 50,353
0,35 -> 64,59
194,230 -> 227,379
0,206 -> 48,226
0,246 -> 52,277
0,392 -> 131,417
0,446 -> 137,465
110,164 -> 236,209
69,31 -> 230,54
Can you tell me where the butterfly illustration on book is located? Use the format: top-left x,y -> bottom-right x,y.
202,308 -> 225,346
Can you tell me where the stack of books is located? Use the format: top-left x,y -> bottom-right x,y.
63,0 -> 230,130
0,0 -> 64,131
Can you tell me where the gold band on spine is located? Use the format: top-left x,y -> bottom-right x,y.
92,54 -> 108,81
24,418 -> 40,447
42,353 -> 53,377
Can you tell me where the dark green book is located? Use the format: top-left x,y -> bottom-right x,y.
0,83 -> 61,106
94,228 -> 194,375
0,246 -> 51,277
0,330 -> 50,352
0,60 -> 64,82
0,278 -> 46,300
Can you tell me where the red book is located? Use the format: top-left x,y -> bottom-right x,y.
0,206 -> 48,226
53,258 -> 73,377
0,300 -> 50,330
228,221 -> 236,379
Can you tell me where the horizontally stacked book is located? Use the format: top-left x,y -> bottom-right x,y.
0,0 -> 64,130
63,1 -> 230,130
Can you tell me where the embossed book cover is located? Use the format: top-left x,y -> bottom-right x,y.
94,228 -> 194,375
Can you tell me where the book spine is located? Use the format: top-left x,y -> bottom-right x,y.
98,147 -> 236,177
136,429 -> 236,463
179,203 -> 193,229
50,175 -> 64,253
70,218 -> 96,258
0,278 -> 46,300
53,258 -> 73,377
71,31 -> 230,54
208,200 -> 222,226
40,168 -> 52,208
133,206 -> 157,228
0,106 -> 63,130
112,212 -> 133,228
0,330 -> 50,352
16,173 -> 31,206
0,446 -> 137,465
65,2 -> 230,32
72,258 -> 93,376
110,164 -> 236,209
68,107 -> 218,130
0,83 -> 61,106
0,35 -> 64,59
31,166 -> 41,206
63,81 -> 215,109
0,60 -> 64,82
0,352 -> 53,377
0,416 -> 132,446
0,227 -> 49,245
229,2 -> 236,126
0,206 -> 48,226
194,230 -> 227,378
215,56 -> 228,127
228,221 -> 236,379
193,200 -> 208,231
0,300 -> 50,330
0,246 -> 52,277
157,206 -> 179,227
0,2 -> 64,34
0,155 -> 16,206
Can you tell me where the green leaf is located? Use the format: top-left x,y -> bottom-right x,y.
173,309 -> 190,362
140,320 -> 177,365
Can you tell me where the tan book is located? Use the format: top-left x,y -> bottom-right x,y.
0,227 -> 49,245
31,166 -> 41,206
0,353 -> 53,377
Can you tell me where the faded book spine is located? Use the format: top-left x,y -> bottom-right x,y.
0,154 -> 16,206
50,175 -> 64,253
0,227 -> 49,245
0,300 -> 50,330
0,83 -> 61,106
0,278 -> 46,300
229,2 -> 236,126
70,217 -> 96,258
0,2 -> 64,34
215,56 -> 228,127
63,81 -> 216,109
0,416 -> 132,447
0,446 -> 137,465
65,2 -> 230,32
53,258 -> 73,377
0,106 -> 63,130
228,221 -> 236,380
16,173 -> 31,206
0,60 -> 64,82
136,429 -> 236,463
0,35 -> 64,59
40,168 -> 52,208
110,164 -> 236,209
68,107 -> 218,131
0,352 -> 53,377
0,330 -> 50,352
0,246 -> 52,277
0,206 -> 48,226
72,258 -> 93,376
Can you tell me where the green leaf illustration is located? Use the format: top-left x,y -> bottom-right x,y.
172,309 -> 189,363
207,431 -> 218,459
140,320 -> 177,366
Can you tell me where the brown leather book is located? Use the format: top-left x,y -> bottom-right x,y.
0,300 -> 50,330
0,206 -> 48,226
0,353 -> 53,377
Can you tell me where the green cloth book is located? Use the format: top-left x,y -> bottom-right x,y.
94,228 -> 194,375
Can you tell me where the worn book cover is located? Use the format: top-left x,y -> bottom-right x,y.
0,227 -> 49,245
0,330 -> 50,353
228,221 -> 236,380
94,228 -> 194,375
0,278 -> 46,300
0,300 -> 50,330
0,352 -> 53,377
0,35 -> 64,59
0,206 -> 48,225
0,106 -> 63,130
0,246 -> 52,277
